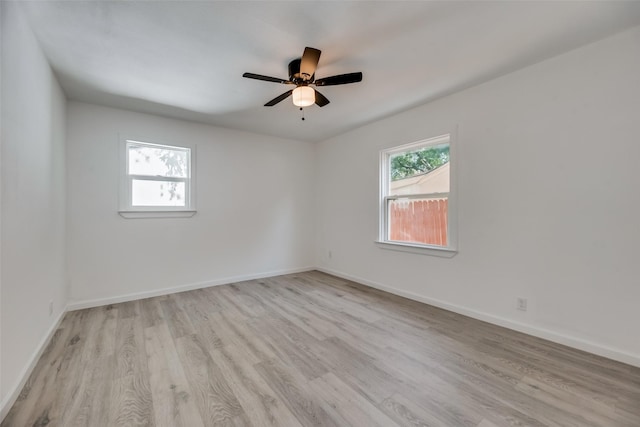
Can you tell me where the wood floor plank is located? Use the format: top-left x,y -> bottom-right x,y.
379,349 -> 530,427
258,295 -> 329,341
174,334 -> 245,425
254,358 -> 340,427
381,393 -> 451,427
3,271 -> 640,426
309,372 -> 400,427
110,374 -> 155,427
175,288 -> 219,325
2,310 -> 88,427
207,310 -> 276,364
474,336 -> 637,409
209,344 -> 304,427
117,301 -> 139,319
158,296 -> 196,340
46,311 -> 99,426
514,375 -> 636,427
114,315 -> 150,380
248,315 -> 329,381
143,324 -> 204,427
58,354 -> 114,426
217,285 -> 266,319
312,336 -> 406,404
139,297 -> 166,329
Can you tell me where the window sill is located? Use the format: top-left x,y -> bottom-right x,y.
374,240 -> 457,258
118,210 -> 197,219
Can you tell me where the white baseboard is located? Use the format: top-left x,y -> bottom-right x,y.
67,266 -> 315,311
316,267 -> 640,369
1,308 -> 67,422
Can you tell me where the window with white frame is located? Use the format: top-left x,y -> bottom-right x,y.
120,139 -> 195,215
380,134 -> 455,252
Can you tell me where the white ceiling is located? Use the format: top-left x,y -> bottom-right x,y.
19,1 -> 640,142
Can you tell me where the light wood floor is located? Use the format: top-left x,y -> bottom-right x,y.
3,271 -> 639,426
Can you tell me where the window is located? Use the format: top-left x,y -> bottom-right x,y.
119,138 -> 196,217
379,133 -> 456,254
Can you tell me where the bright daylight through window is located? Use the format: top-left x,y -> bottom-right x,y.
380,134 -> 452,250
120,139 -> 194,214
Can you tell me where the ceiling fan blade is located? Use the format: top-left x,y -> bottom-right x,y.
243,72 -> 291,84
314,90 -> 330,107
264,90 -> 293,106
300,47 -> 321,80
314,72 -> 363,86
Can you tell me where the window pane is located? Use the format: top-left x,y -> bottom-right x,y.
388,197 -> 448,246
389,143 -> 449,196
128,143 -> 189,178
131,179 -> 186,207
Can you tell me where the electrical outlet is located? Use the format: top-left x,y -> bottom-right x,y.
517,297 -> 527,311
49,300 -> 54,316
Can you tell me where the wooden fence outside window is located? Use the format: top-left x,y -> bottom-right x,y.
389,198 -> 448,246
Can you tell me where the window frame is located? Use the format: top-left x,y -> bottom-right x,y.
118,136 -> 197,218
377,132 -> 457,256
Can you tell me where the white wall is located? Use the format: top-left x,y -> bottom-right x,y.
315,26 -> 640,366
66,103 -> 315,305
1,1 -> 68,411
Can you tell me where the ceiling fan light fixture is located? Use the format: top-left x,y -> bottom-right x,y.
292,86 -> 315,107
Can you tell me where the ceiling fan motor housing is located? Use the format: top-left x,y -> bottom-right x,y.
288,59 -> 313,83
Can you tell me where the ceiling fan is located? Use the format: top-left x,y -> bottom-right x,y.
243,47 -> 363,108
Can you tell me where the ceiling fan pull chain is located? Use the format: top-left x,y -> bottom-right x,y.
300,107 -> 305,121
